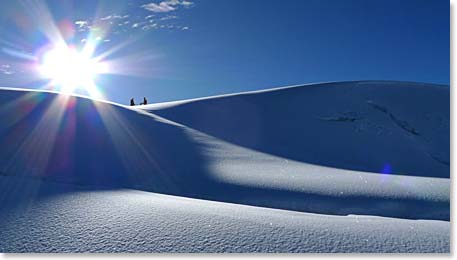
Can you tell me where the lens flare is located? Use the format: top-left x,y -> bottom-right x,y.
39,44 -> 107,98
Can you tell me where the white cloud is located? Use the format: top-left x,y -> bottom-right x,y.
143,3 -> 175,13
142,23 -> 159,31
181,1 -> 194,7
142,0 -> 194,13
100,15 -> 129,21
71,6 -> 192,42
75,20 -> 88,28
160,15 -> 178,21
0,64 -> 14,75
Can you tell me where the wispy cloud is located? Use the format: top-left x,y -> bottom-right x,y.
75,20 -> 88,28
72,2 -> 193,44
0,64 -> 14,75
100,15 -> 130,21
160,15 -> 178,21
142,0 -> 194,13
74,13 -> 190,36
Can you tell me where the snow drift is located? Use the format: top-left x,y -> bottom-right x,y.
0,81 -> 450,252
0,82 -> 450,220
145,81 -> 450,179
0,178 -> 449,253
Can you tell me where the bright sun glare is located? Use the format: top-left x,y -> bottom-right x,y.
39,45 -> 106,98
7,0 -> 152,100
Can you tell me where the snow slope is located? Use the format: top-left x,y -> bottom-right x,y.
0,81 -> 450,252
0,177 -> 449,253
144,81 -> 450,178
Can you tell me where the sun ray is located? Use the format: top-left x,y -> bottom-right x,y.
5,94 -> 71,177
38,43 -> 107,99
2,0 -> 165,100
19,0 -> 66,48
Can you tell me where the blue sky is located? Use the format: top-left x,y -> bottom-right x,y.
0,0 -> 449,104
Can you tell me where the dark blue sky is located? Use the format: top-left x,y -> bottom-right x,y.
0,0 -> 449,104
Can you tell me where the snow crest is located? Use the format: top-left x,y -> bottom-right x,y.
0,81 -> 450,252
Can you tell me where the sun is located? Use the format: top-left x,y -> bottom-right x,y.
39,44 -> 107,98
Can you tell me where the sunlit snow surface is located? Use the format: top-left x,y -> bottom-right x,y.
0,179 -> 449,253
0,81 -> 450,252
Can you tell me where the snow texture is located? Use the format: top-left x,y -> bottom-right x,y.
0,177 -> 449,253
0,81 -> 450,253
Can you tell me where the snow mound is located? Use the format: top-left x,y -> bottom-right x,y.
0,82 -> 450,222
0,177 -> 449,253
145,81 -> 450,178
0,88 -> 207,196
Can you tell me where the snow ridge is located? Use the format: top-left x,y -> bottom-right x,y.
0,81 -> 450,252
